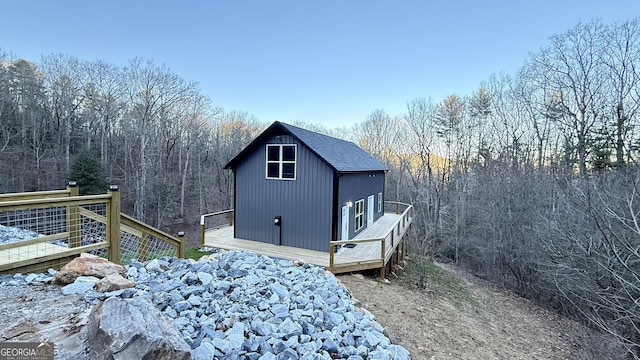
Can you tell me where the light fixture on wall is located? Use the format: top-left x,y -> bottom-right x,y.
345,201 -> 353,208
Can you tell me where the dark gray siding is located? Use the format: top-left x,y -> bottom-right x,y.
234,134 -> 335,251
337,172 -> 385,240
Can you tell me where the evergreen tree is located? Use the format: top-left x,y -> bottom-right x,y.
69,150 -> 108,195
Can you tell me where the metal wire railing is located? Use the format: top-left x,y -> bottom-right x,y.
0,185 -> 186,274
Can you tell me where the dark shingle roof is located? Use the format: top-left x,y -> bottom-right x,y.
224,121 -> 388,172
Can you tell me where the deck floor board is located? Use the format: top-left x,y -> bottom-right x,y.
0,243 -> 69,266
204,212 -> 409,273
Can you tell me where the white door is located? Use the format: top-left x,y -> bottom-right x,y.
341,205 -> 350,240
367,195 -> 374,226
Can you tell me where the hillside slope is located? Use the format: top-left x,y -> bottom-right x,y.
339,261 -> 624,360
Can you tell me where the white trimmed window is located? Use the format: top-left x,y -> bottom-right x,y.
355,199 -> 364,232
378,192 -> 383,213
266,144 -> 297,180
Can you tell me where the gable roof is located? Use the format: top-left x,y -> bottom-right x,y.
224,121 -> 388,172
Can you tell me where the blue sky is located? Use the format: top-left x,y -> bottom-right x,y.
1,1 -> 638,127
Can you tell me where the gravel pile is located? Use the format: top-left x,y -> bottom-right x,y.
0,224 -> 43,244
4,250 -> 410,360
0,224 -> 67,247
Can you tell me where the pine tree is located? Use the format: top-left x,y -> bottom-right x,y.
69,151 -> 108,195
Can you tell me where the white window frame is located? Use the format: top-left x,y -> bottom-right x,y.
354,199 -> 365,232
378,192 -> 383,213
265,144 -> 297,180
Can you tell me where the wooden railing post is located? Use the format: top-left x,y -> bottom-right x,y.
66,182 -> 81,248
329,242 -> 335,271
66,182 -> 77,197
200,215 -> 206,246
200,209 -> 235,247
107,185 -> 121,264
177,231 -> 186,258
379,237 -> 386,279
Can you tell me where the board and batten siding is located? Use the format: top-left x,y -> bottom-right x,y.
234,134 -> 335,251
337,172 -> 385,240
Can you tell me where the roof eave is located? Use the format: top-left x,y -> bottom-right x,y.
335,168 -> 388,174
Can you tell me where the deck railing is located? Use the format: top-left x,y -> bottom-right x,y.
0,188 -> 74,202
120,213 -> 186,261
329,201 -> 413,277
0,184 -> 186,273
199,201 -> 413,278
200,209 -> 234,246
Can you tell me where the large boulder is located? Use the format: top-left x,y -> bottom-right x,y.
85,297 -> 191,360
0,284 -> 93,360
54,254 -> 125,284
94,274 -> 136,292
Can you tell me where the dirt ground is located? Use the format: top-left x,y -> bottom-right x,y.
338,262 -> 623,360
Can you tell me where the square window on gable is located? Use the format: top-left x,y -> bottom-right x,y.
267,163 -> 280,178
268,146 -> 280,161
282,146 -> 295,161
266,144 -> 297,180
282,163 -> 295,178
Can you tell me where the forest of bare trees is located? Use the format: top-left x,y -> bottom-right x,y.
0,53 -> 265,228
1,17 -> 640,357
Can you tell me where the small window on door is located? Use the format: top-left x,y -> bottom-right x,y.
355,199 -> 364,232
378,192 -> 383,213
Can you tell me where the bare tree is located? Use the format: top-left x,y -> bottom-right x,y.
0,54 -> 15,156
540,172 -> 640,358
403,98 -> 444,258
208,111 -> 263,210
5,59 -> 47,190
83,60 -> 125,172
468,85 -> 492,161
512,66 -> 556,168
356,109 -> 400,165
530,20 -> 608,179
178,94 -> 220,219
125,59 -> 198,222
41,54 -> 87,184
602,19 -> 640,167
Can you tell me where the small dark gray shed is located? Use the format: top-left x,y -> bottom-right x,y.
224,121 -> 388,252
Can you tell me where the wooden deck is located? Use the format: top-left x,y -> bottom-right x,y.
204,226 -> 332,266
203,211 -> 411,274
0,242 -> 71,273
0,242 -> 70,264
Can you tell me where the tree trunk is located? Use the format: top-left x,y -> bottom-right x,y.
135,131 -> 148,221
180,146 -> 190,218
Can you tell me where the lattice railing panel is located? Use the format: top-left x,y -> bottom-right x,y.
332,240 -> 383,266
78,203 -> 109,258
1,190 -> 184,273
119,230 -> 178,264
0,206 -> 68,238
0,205 -> 71,269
